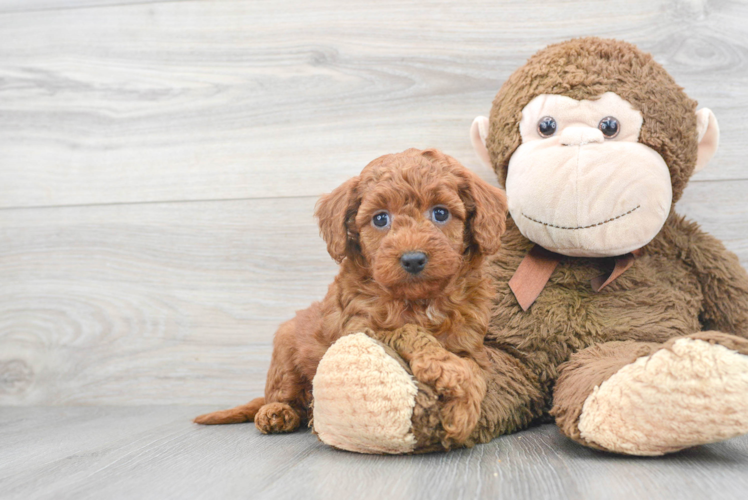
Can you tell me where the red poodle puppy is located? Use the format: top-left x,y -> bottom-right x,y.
195,148 -> 507,444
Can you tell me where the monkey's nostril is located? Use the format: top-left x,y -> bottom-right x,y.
400,252 -> 428,275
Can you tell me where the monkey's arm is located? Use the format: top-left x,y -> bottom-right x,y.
672,216 -> 748,336
371,326 -> 547,445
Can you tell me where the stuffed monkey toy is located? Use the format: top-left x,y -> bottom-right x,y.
311,37 -> 748,455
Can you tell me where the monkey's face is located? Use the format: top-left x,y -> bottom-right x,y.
506,92 -> 672,257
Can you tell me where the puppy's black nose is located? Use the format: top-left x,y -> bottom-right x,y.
400,252 -> 428,275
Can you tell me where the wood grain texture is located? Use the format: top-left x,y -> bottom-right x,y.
0,407 -> 747,500
0,0 -> 180,14
0,0 -> 747,209
0,196 -> 337,405
0,181 -> 746,405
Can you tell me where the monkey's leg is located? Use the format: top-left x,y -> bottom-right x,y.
552,333 -> 748,456
312,330 -> 545,454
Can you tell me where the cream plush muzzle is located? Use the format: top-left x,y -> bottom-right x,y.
505,92 -> 673,257
506,130 -> 672,257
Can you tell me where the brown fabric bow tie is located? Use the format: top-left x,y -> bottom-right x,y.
508,245 -> 642,311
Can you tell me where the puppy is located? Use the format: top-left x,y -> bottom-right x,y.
195,148 -> 507,444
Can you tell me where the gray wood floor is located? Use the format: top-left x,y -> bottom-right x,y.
2,0 -> 748,498
1,406 -> 747,500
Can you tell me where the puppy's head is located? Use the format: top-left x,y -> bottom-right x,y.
315,149 -> 507,300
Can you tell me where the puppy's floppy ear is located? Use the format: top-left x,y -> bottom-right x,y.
315,177 -> 361,263
461,172 -> 508,257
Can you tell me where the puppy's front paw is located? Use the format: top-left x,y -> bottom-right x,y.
365,324 -> 435,351
410,353 -> 486,444
254,403 -> 301,434
440,394 -> 483,444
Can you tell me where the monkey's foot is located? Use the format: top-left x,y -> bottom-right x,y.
312,332 -> 420,454
578,336 -> 748,456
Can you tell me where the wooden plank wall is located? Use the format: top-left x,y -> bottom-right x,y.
1,0 -> 747,405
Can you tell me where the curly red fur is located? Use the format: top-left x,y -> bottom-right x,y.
194,149 -> 507,442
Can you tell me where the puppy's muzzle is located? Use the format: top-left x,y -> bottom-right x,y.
400,252 -> 428,275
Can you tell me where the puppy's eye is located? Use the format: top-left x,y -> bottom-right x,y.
537,116 -> 557,138
598,116 -> 620,138
431,207 -> 450,223
372,212 -> 390,228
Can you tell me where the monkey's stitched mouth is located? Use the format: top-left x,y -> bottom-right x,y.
521,205 -> 640,230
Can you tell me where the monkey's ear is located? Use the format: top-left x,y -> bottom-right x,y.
694,108 -> 719,173
462,172 -> 508,257
470,116 -> 492,170
314,177 -> 360,263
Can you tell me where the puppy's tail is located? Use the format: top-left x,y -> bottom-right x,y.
193,397 -> 265,425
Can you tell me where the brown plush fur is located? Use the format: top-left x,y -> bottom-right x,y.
416,210 -> 748,451
376,38 -> 748,453
195,148 -> 507,443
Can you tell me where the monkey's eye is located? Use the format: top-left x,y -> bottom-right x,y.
598,116 -> 620,138
372,212 -> 390,228
537,116 -> 557,138
431,207 -> 450,224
